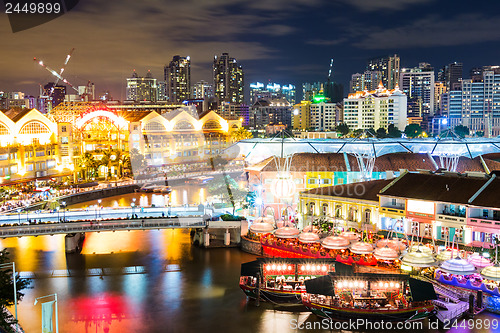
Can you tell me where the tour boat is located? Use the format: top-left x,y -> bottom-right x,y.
302,267 -> 436,322
239,258 -> 338,305
260,233 -> 382,266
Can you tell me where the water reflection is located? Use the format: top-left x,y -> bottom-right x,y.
3,227 -> 499,332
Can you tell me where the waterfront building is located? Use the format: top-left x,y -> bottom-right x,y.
213,53 -> 244,104
378,170 -> 500,248
298,179 -> 391,231
249,98 -> 292,130
400,64 -> 435,117
164,55 -> 191,103
126,70 -> 158,102
0,102 -> 242,184
343,83 -> 407,131
366,54 -> 400,89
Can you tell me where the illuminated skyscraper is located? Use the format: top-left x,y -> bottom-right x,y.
249,82 -> 296,104
126,70 -> 158,102
400,63 -> 435,117
367,54 -> 400,89
213,53 -> 244,104
164,55 -> 191,103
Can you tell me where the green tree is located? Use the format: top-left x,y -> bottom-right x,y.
387,124 -> 402,138
454,125 -> 470,138
335,123 -> 350,137
207,174 -> 246,214
476,130 -> 485,137
78,152 -> 98,181
130,148 -> 146,174
404,124 -> 423,138
230,127 -> 253,141
376,128 -> 387,138
208,155 -> 229,171
0,249 -> 31,333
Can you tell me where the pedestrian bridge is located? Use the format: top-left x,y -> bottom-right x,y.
0,217 -> 241,238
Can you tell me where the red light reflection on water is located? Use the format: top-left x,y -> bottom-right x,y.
68,293 -> 131,332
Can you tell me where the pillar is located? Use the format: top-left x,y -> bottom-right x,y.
224,229 -> 230,246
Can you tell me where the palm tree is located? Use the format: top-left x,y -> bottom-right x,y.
79,152 -> 97,181
230,127 -> 253,142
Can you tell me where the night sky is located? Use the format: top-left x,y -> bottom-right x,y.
1,0 -> 500,100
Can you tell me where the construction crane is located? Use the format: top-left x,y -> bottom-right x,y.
34,48 -> 79,95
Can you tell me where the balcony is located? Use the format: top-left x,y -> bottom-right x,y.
468,217 -> 500,228
380,204 -> 405,216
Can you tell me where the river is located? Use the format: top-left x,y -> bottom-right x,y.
1,185 -> 499,332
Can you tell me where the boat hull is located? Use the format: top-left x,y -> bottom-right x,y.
304,301 -> 434,322
240,284 -> 303,304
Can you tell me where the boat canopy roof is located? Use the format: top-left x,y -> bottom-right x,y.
305,275 -> 334,296
305,272 -> 436,301
408,278 -> 437,302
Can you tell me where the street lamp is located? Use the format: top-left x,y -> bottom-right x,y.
61,201 -> 66,222
25,204 -> 29,223
0,262 -> 18,321
131,197 -> 136,219
34,293 -> 59,333
98,199 -> 102,218
16,209 -> 21,225
56,206 -> 60,222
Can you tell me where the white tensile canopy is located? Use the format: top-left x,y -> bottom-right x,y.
321,236 -> 350,250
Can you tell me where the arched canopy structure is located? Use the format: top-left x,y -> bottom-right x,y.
228,136 -> 500,172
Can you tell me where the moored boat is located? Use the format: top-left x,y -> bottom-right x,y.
302,267 -> 436,322
239,258 -> 338,305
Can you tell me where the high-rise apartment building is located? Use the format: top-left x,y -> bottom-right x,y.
302,82 -> 323,102
366,54 -> 400,89
292,101 -> 312,130
443,70 -> 500,136
400,64 -> 435,117
218,102 -> 249,125
213,53 -> 244,104
192,80 -> 214,100
344,84 -> 407,131
43,83 -> 66,108
164,55 -> 191,103
310,102 -> 342,131
157,81 -> 167,101
249,98 -> 292,129
438,62 -> 463,91
434,82 -> 447,115
350,71 -> 382,93
126,71 -> 158,102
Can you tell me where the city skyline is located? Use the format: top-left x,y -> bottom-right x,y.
2,0 -> 500,99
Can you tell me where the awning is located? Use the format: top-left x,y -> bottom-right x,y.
408,277 -> 437,301
241,260 -> 261,277
304,275 -> 334,296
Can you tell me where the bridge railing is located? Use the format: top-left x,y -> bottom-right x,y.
0,217 -> 207,238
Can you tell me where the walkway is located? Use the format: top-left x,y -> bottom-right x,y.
0,217 -> 207,238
